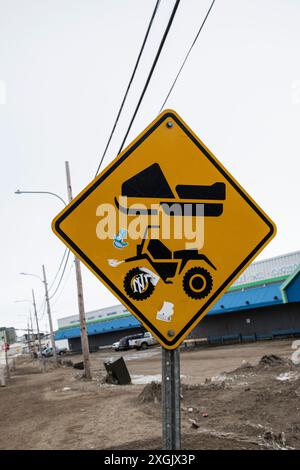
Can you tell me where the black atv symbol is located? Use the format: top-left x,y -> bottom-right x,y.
123,226 -> 217,301
115,164 -> 225,301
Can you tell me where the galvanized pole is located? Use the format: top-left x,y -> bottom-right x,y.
32,289 -> 45,371
65,161 -> 92,380
162,347 -> 181,450
42,264 -> 58,364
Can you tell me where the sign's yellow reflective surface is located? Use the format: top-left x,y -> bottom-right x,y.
52,110 -> 276,349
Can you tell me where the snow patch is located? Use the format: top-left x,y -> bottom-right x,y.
131,373 -> 186,385
132,374 -> 162,385
276,371 -> 299,382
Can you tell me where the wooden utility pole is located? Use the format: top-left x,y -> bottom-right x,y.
4,330 -> 10,379
32,289 -> 45,371
42,264 -> 58,364
65,161 -> 92,379
27,321 -> 31,357
29,310 -> 34,345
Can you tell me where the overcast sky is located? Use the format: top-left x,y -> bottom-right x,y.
0,0 -> 299,333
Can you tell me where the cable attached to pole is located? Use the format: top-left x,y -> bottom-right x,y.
159,0 -> 216,112
118,0 -> 181,155
48,248 -> 68,292
94,0 -> 161,177
49,251 -> 71,300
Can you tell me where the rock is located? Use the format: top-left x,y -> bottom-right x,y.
259,355 -> 287,368
189,418 -> 199,429
263,430 -> 286,447
73,361 -> 84,370
188,407 -> 194,413
62,359 -> 73,367
62,387 -> 71,392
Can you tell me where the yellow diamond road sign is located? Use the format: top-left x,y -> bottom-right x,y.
52,110 -> 276,349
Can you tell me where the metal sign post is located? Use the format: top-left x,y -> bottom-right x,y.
162,347 -> 181,450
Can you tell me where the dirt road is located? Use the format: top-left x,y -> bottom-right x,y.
1,339 -> 299,450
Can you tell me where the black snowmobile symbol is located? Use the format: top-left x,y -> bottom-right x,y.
123,226 -> 217,301
115,163 -> 226,217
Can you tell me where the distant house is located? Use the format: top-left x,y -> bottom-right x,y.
0,327 -> 17,344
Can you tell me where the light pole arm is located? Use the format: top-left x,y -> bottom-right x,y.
15,190 -> 67,207
20,272 -> 44,283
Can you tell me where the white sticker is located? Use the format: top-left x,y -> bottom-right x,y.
108,259 -> 124,267
156,302 -> 174,322
140,267 -> 160,286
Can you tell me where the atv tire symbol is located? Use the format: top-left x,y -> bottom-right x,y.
183,267 -> 213,299
122,225 -> 216,301
124,267 -> 155,301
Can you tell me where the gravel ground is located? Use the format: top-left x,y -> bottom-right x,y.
0,339 -> 299,450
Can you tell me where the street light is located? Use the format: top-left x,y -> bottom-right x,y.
16,313 -> 31,335
15,303 -> 32,328
15,296 -> 45,370
20,271 -> 57,364
15,167 -> 92,379
19,272 -> 43,281
15,300 -> 34,340
15,306 -> 33,358
15,190 -> 67,207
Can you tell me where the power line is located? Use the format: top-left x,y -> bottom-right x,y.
38,299 -> 46,322
49,251 -> 71,300
51,263 -> 74,308
48,247 -> 68,292
33,249 -> 68,317
117,0 -> 181,155
159,0 -> 216,112
37,296 -> 46,314
94,0 -> 161,177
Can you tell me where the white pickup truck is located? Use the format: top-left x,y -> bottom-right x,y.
129,332 -> 157,350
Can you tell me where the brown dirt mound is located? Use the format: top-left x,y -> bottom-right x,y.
138,382 -> 161,403
256,354 -> 296,371
12,365 -> 42,375
138,382 -> 201,403
229,354 -> 297,377
259,354 -> 287,367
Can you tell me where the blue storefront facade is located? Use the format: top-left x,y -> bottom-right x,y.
55,252 -> 300,352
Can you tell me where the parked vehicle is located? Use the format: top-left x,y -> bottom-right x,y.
117,333 -> 144,351
111,341 -> 120,351
129,332 -> 157,350
41,346 -> 67,357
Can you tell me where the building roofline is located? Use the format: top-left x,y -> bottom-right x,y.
248,250 -> 300,266
280,265 -> 300,303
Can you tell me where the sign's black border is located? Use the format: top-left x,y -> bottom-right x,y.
54,111 -> 275,346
